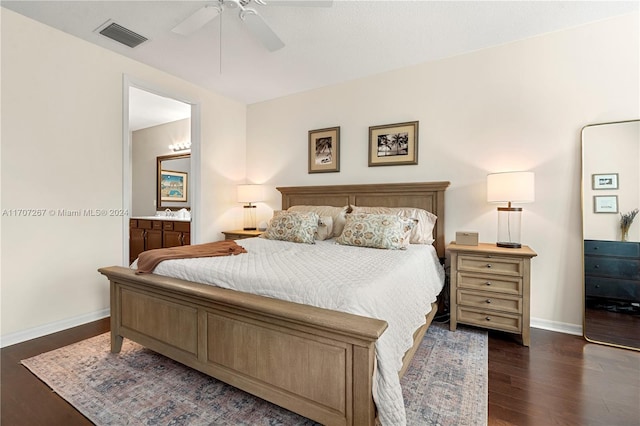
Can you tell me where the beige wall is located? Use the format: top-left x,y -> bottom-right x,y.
246,13 -> 640,332
1,9 -> 247,344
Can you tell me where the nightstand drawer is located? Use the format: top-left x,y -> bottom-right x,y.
457,307 -> 521,333
458,255 -> 523,277
457,272 -> 522,295
457,290 -> 522,314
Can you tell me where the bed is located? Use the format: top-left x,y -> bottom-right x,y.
99,181 -> 449,425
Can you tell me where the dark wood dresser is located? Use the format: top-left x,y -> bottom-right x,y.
584,240 -> 640,302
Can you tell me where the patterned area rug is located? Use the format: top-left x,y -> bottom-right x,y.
22,322 -> 487,426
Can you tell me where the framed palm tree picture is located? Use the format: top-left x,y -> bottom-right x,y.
368,121 -> 418,166
308,126 -> 340,173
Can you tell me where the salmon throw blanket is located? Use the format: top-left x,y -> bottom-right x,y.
135,240 -> 247,274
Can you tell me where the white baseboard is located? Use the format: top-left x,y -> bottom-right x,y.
531,317 -> 583,336
0,308 -> 110,348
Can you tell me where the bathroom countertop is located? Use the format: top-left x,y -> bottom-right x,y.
131,216 -> 191,222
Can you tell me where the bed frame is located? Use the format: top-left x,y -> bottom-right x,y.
99,181 -> 449,426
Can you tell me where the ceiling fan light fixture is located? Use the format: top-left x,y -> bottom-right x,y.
238,8 -> 257,20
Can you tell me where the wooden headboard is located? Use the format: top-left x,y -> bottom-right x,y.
277,181 -> 450,258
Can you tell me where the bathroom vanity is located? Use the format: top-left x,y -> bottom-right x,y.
129,217 -> 190,263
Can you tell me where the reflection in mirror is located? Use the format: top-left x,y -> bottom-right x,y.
582,119 -> 639,351
157,153 -> 190,210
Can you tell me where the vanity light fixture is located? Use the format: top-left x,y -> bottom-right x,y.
487,171 -> 535,248
237,184 -> 265,230
169,141 -> 192,152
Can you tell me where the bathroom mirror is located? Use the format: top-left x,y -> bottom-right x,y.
582,119 -> 639,351
157,153 -> 190,210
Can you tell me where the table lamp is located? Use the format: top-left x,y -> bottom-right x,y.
237,184 -> 265,230
487,171 -> 535,248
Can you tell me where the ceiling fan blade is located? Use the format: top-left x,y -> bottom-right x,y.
240,10 -> 285,51
266,0 -> 333,6
171,5 -> 221,36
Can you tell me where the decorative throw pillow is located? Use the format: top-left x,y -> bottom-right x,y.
288,205 -> 349,237
335,213 -> 415,250
351,206 -> 436,244
261,211 -> 319,244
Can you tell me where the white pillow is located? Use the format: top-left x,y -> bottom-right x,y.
287,205 -> 349,238
350,206 -> 436,244
315,216 -> 334,241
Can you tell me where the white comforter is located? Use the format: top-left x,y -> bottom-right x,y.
142,237 -> 445,426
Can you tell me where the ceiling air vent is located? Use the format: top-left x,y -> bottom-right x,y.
97,21 -> 147,48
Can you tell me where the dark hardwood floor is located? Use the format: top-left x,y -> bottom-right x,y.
488,329 -> 639,426
2,319 -> 639,425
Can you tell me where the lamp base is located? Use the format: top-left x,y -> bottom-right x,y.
496,242 -> 522,249
243,204 -> 257,231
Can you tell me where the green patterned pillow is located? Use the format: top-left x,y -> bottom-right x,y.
335,213 -> 415,249
261,211 -> 319,244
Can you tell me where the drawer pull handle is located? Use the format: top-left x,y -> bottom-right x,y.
485,281 -> 492,286
486,264 -> 492,269
485,317 -> 491,321
594,265 -> 599,269
486,299 -> 492,304
595,284 -> 600,288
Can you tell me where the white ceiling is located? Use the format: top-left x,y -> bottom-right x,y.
3,0 -> 638,126
128,87 -> 191,131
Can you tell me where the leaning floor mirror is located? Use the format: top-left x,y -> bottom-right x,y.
581,119 -> 640,351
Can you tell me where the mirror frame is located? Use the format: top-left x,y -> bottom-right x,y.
581,119 -> 640,351
157,152 -> 190,210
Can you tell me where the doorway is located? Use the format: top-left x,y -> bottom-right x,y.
122,76 -> 201,266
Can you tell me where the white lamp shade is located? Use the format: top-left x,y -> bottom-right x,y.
237,184 -> 265,203
487,171 -> 535,204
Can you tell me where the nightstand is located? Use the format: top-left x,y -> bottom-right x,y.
222,229 -> 263,240
448,242 -> 537,346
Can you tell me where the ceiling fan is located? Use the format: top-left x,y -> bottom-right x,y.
171,0 -> 333,52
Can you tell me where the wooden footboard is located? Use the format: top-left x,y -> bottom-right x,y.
99,266 -> 388,426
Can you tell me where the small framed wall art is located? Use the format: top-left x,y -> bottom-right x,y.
592,173 -> 619,190
308,126 -> 340,173
368,121 -> 418,166
160,170 -> 188,202
593,195 -> 618,213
